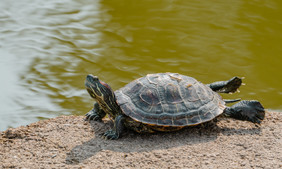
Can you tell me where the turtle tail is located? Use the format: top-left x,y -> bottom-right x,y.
224,98 -> 241,104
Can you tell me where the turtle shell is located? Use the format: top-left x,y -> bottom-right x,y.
115,73 -> 226,126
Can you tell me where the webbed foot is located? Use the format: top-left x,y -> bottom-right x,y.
224,100 -> 265,124
208,77 -> 242,93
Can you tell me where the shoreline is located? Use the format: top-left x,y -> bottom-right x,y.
0,111 -> 281,168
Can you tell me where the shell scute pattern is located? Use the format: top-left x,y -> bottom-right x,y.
115,73 -> 225,126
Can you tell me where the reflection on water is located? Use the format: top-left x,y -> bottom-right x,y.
0,0 -> 281,131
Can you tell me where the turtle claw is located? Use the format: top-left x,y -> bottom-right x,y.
85,109 -> 103,122
100,115 -> 124,140
85,103 -> 106,121
102,130 -> 119,140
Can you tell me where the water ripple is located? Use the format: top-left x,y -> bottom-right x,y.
0,0 -> 281,131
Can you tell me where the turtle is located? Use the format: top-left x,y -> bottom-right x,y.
85,73 -> 265,140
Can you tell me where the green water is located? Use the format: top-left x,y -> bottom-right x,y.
0,0 -> 281,131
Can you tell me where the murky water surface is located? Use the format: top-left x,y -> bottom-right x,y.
0,0 -> 281,131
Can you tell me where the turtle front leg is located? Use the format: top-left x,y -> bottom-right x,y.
207,77 -> 242,93
103,115 -> 125,140
224,100 -> 265,124
85,103 -> 106,121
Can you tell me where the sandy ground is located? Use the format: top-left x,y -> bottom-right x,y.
0,111 -> 281,169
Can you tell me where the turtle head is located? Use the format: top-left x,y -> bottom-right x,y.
85,74 -> 120,117
85,74 -> 114,100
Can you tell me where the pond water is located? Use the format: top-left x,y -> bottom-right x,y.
0,0 -> 281,131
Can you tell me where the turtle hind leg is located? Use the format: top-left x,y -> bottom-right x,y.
102,115 -> 125,140
207,77 -> 242,93
224,100 -> 265,124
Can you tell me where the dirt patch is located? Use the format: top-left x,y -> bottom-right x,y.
0,111 -> 281,168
